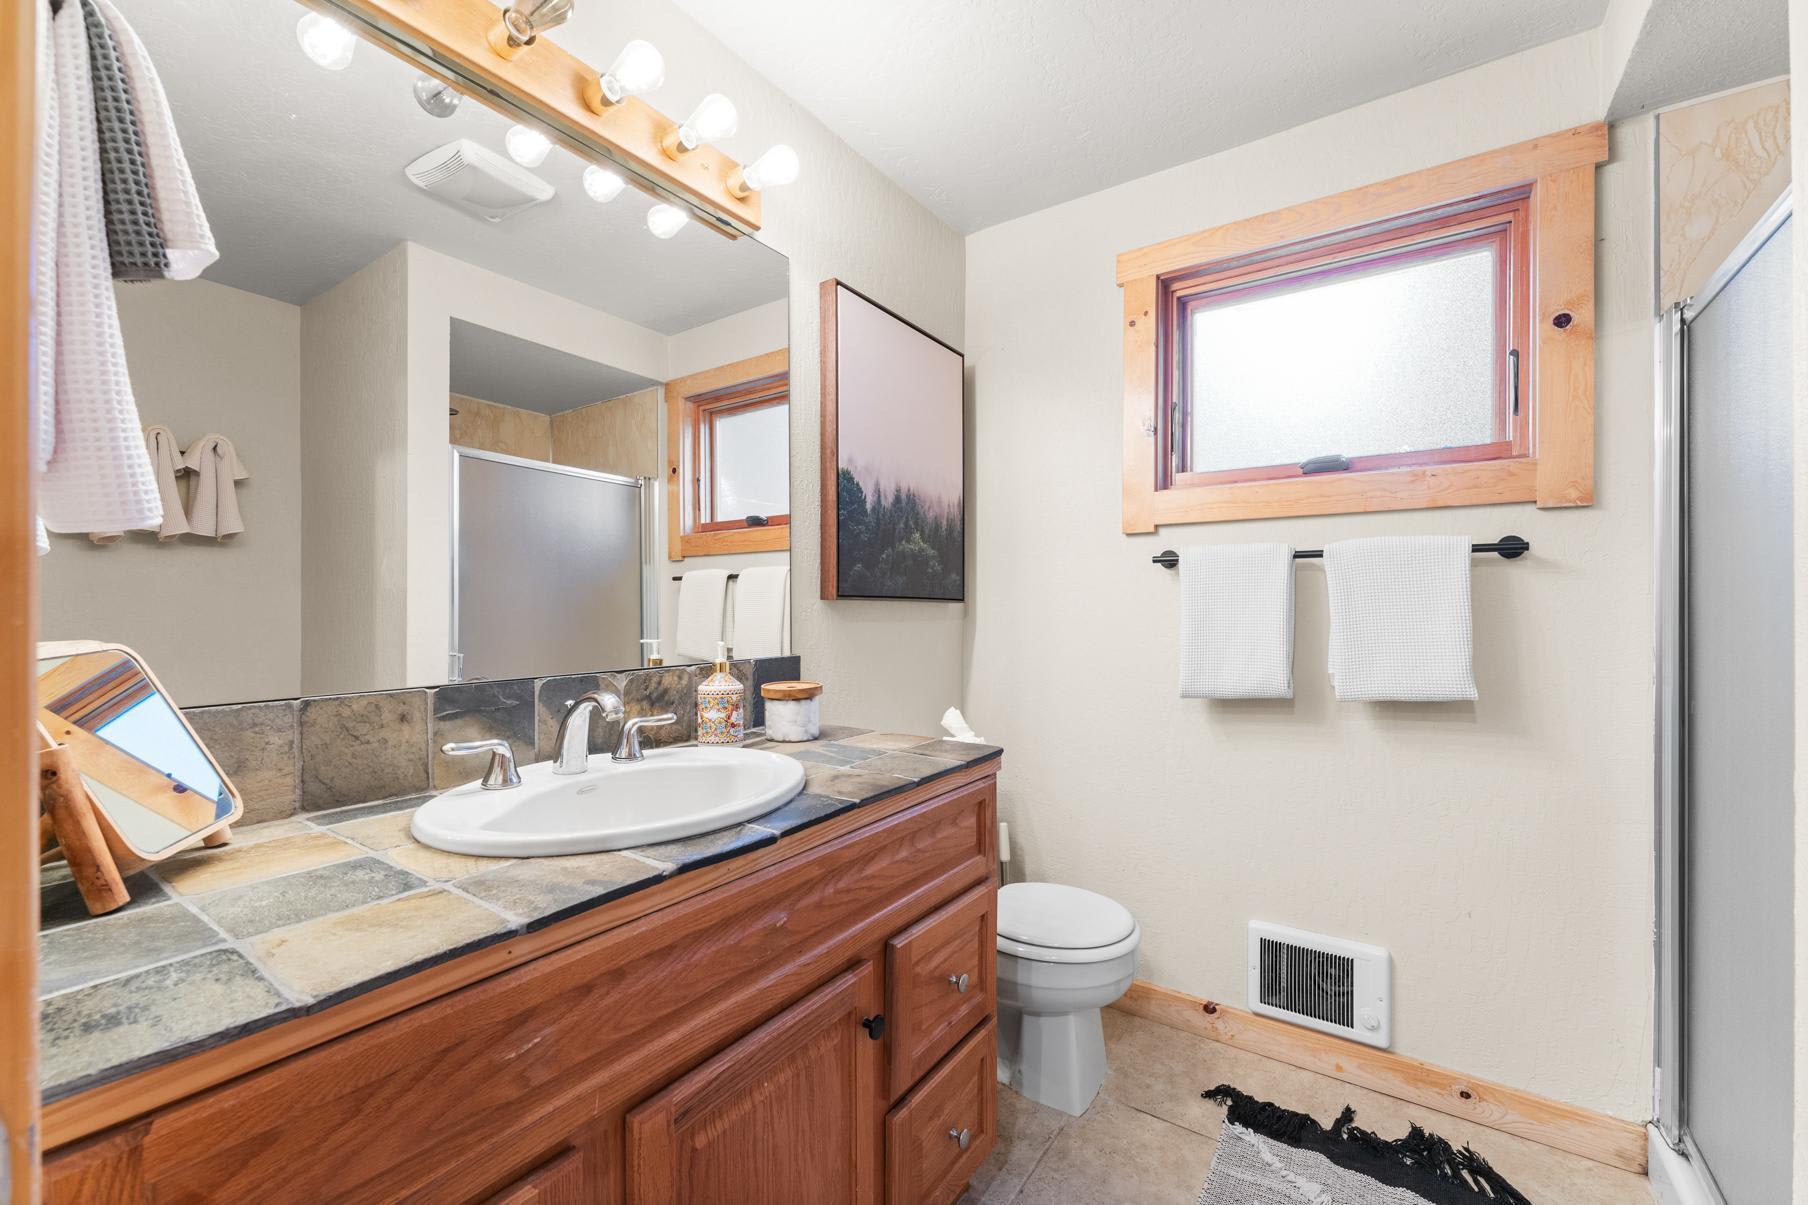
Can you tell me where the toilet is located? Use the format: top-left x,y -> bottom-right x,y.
995,881 -> 1141,1116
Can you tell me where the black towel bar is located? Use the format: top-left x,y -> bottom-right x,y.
1152,535 -> 1529,569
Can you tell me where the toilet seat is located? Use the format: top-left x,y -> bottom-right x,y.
997,882 -> 1139,965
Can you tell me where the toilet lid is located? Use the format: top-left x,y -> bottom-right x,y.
997,882 -> 1136,950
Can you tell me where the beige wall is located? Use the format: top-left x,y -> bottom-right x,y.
964,33 -> 1657,1120
451,394 -> 552,461
40,279 -> 302,707
300,246 -> 411,696
1659,79 -> 1791,307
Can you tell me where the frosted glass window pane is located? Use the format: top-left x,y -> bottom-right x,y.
1188,246 -> 1499,473
714,402 -> 788,520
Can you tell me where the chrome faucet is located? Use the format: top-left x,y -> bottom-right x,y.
553,690 -> 624,775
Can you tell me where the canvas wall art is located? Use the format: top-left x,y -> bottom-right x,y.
819,280 -> 965,602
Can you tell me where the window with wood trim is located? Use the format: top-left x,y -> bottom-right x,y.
666,349 -> 791,559
1118,122 -> 1607,532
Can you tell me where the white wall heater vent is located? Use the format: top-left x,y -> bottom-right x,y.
1247,921 -> 1392,1049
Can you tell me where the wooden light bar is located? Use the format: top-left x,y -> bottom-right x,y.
310,0 -> 762,235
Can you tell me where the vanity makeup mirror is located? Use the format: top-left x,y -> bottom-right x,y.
36,0 -> 791,708
37,641 -> 243,914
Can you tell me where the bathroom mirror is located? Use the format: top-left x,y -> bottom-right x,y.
36,0 -> 791,707
37,642 -> 241,859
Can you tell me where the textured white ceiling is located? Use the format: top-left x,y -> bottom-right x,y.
118,0 -> 787,332
1606,0 -> 1788,119
449,319 -> 659,413
671,0 -> 1608,232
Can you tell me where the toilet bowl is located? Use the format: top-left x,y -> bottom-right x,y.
995,881 -> 1140,1116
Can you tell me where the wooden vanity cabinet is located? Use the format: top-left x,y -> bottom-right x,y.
44,771 -> 1001,1205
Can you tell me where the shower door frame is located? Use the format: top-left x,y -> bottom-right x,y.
1651,185 -> 1792,1204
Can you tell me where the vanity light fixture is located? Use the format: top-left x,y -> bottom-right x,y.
646,203 -> 689,239
583,39 -> 666,114
488,0 -> 575,60
505,124 -> 553,168
412,76 -> 462,118
660,93 -> 738,159
583,165 -> 626,203
296,11 -> 357,71
728,145 -> 799,197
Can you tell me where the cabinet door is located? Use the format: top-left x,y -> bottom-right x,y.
626,962 -> 881,1205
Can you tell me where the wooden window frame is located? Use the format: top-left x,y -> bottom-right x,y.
1118,122 -> 1608,532
666,349 -> 791,560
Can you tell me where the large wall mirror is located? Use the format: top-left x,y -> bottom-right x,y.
37,0 -> 791,708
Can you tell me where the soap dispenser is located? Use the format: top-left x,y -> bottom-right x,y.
696,642 -> 744,745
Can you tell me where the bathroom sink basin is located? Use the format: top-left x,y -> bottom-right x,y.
411,746 -> 805,857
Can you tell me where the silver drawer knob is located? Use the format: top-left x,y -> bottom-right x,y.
949,1127 -> 971,1150
947,972 -> 971,994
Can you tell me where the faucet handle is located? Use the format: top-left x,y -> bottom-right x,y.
441,739 -> 522,790
613,712 -> 678,762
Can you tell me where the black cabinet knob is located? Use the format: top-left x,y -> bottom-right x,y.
861,1014 -> 886,1041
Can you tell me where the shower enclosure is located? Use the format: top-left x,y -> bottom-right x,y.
448,446 -> 652,683
1653,191 -> 1793,1205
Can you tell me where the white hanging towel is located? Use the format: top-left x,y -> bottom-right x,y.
1324,536 -> 1477,702
30,0 -> 59,553
674,570 -> 730,662
1178,543 -> 1295,699
181,433 -> 248,539
732,566 -> 790,658
94,0 -> 217,279
142,425 -> 188,540
37,0 -> 164,547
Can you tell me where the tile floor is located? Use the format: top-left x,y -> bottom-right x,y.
960,1009 -> 1656,1204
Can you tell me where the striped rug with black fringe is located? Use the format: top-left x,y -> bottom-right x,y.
1197,1086 -> 1533,1204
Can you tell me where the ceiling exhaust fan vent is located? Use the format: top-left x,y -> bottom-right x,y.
405,138 -> 553,223
1248,921 -> 1392,1049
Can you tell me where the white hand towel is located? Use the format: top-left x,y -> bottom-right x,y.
1325,536 -> 1477,701
731,566 -> 790,658
180,433 -> 248,539
675,570 -> 730,662
142,425 -> 188,540
94,0 -> 217,279
1178,542 -> 1295,699
31,0 -> 59,554
38,1 -> 163,545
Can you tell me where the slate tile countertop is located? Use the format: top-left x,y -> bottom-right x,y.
38,727 -> 1002,1103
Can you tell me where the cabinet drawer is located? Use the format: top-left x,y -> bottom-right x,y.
483,1147 -> 584,1204
887,882 -> 995,1096
884,1021 -> 997,1205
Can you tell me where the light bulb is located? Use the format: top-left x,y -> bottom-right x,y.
296,12 -> 356,71
505,124 -> 552,167
583,165 -> 625,203
646,203 -> 689,239
412,76 -> 461,118
500,0 -> 574,45
601,40 -> 664,102
738,145 -> 799,193
683,93 -> 738,143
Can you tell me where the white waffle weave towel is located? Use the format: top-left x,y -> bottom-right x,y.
36,0 -> 163,546
675,570 -> 730,662
1179,543 -> 1295,699
1325,536 -> 1477,701
731,565 -> 790,658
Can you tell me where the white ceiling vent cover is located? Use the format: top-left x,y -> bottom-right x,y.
1248,921 -> 1391,1049
405,139 -> 553,223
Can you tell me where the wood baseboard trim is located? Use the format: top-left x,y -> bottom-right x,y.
1111,980 -> 1647,1176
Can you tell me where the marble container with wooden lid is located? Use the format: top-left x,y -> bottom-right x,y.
760,681 -> 823,742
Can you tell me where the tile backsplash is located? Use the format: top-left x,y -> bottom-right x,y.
186,656 -> 802,824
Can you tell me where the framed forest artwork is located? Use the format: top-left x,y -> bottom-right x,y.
819,280 -> 966,601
